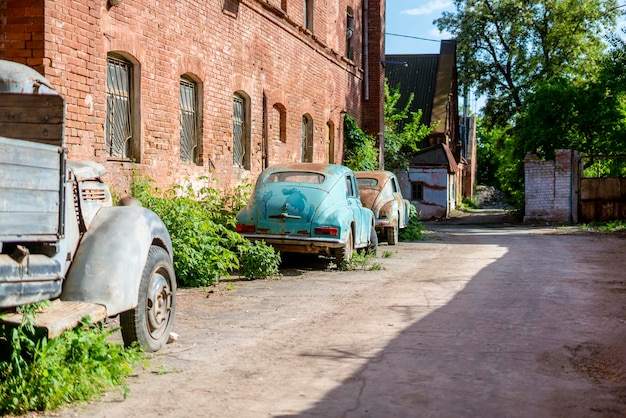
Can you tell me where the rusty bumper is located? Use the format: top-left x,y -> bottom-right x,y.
242,234 -> 346,255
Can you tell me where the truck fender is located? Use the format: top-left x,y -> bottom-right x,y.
62,206 -> 173,316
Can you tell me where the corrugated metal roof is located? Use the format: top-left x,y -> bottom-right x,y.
409,143 -> 458,173
385,54 -> 439,127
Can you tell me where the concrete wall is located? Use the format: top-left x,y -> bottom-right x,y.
0,0 -> 384,194
524,149 -> 579,223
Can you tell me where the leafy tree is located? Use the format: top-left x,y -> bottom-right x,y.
383,81 -> 434,171
436,0 -> 619,125
343,114 -> 379,171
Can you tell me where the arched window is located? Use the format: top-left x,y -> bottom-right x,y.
272,104 -> 286,143
302,114 -> 313,163
106,54 -> 135,159
233,92 -> 251,169
346,7 -> 354,60
326,121 -> 334,163
180,75 -> 201,164
304,0 -> 314,31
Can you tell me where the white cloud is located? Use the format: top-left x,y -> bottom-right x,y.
401,0 -> 453,16
429,27 -> 453,39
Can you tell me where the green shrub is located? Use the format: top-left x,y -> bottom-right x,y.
131,176 -> 280,286
399,206 -> 425,241
237,241 -> 281,280
0,304 -> 142,415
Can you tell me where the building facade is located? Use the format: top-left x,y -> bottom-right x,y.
0,0 -> 385,193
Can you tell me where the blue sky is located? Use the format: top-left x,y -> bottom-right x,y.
385,0 -> 454,55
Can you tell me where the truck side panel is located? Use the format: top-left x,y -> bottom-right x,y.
0,136 -> 63,241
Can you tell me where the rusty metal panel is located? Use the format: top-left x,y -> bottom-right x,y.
580,178 -> 626,222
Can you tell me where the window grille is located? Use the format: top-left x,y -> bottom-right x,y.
106,56 -> 132,158
233,94 -> 246,167
411,183 -> 424,201
301,115 -> 313,162
346,8 -> 354,60
180,78 -> 198,164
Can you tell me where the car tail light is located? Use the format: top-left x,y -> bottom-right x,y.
314,227 -> 338,236
236,224 -> 256,233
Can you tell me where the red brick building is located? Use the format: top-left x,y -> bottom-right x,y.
0,0 -> 385,193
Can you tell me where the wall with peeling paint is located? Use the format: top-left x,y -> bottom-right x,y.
397,167 -> 453,220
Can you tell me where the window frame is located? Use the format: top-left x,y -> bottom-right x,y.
411,182 -> 425,201
233,92 -> 251,169
301,114 -> 314,163
106,54 -> 135,160
304,0 -> 314,31
179,75 -> 201,165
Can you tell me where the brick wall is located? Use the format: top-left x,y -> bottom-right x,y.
0,0 -> 382,194
0,0 -> 45,72
524,149 -> 578,223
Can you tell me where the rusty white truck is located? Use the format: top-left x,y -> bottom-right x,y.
0,60 -> 176,352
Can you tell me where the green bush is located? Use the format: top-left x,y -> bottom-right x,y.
0,304 -> 142,415
237,241 -> 281,280
131,176 -> 280,286
343,115 -> 379,171
399,206 -> 425,241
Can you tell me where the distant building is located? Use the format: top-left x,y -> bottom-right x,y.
385,40 -> 477,219
0,0 -> 385,193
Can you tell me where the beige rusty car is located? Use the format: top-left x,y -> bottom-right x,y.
355,170 -> 411,245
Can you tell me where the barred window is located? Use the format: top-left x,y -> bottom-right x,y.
180,77 -> 199,164
304,0 -> 314,31
346,7 -> 354,60
301,114 -> 313,163
233,93 -> 249,169
106,56 -> 133,159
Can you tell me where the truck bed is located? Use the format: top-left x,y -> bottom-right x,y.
0,93 -> 65,242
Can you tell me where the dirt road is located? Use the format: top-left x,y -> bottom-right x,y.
54,223 -> 626,417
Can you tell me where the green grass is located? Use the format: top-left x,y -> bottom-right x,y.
581,220 -> 626,233
0,303 -> 143,415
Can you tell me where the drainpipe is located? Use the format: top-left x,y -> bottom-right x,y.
364,0 -> 369,101
262,91 -> 268,169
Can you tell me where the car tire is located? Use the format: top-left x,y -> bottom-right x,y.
367,226 -> 378,255
336,229 -> 353,265
120,245 -> 176,352
387,220 -> 399,245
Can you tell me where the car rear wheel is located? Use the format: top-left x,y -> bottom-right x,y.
120,245 -> 176,352
387,220 -> 399,245
335,229 -> 353,265
367,226 -> 378,255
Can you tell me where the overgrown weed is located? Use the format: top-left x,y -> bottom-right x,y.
0,304 -> 142,415
131,175 -> 281,286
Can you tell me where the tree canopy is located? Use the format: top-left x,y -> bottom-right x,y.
436,0 -> 620,125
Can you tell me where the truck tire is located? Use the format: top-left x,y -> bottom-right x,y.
120,245 -> 176,352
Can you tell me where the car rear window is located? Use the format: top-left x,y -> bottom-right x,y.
357,178 -> 378,187
266,171 -> 326,184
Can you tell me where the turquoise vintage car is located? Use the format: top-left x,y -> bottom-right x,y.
236,163 -> 377,263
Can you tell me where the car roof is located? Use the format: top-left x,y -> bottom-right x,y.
354,170 -> 395,180
262,163 -> 353,177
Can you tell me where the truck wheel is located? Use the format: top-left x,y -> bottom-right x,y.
120,245 -> 176,352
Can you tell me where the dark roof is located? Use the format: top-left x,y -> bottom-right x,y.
385,54 -> 439,127
409,143 -> 458,173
